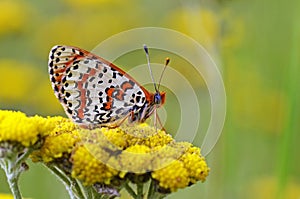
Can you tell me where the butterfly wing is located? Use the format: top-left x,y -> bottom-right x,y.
48,45 -> 151,128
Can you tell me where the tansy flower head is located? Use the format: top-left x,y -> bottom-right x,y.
151,160 -> 190,193
71,145 -> 119,186
72,123 -> 209,193
30,117 -> 80,163
0,110 -> 54,147
151,142 -> 209,193
119,123 -> 173,148
0,111 -> 210,198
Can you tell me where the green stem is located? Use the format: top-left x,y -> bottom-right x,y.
84,185 -> 95,199
151,191 -> 166,199
48,165 -> 77,199
46,164 -> 85,199
146,180 -> 167,199
147,180 -> 155,199
157,193 -> 167,199
6,168 -> 22,199
71,180 -> 84,199
136,183 -> 144,199
124,182 -> 137,198
1,146 -> 35,199
276,8 -> 300,199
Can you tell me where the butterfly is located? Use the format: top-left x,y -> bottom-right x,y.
48,45 -> 169,129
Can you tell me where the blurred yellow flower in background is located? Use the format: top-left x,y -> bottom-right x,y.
0,59 -> 63,115
33,2 -> 140,56
248,177 -> 300,199
166,6 -> 246,56
226,62 -> 285,134
166,7 -> 220,50
0,60 -> 37,101
0,193 -> 14,199
64,0 -> 114,8
0,1 -> 29,35
220,9 -> 245,49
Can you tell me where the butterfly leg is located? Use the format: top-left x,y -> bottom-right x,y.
155,110 -> 166,131
113,112 -> 132,127
153,108 -> 158,131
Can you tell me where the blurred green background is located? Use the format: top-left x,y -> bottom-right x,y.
1,0 -> 300,198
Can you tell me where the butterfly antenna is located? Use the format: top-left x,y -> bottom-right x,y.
144,44 -> 158,92
158,57 -> 170,90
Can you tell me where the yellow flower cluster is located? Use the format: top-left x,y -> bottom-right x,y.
71,145 -> 118,185
0,110 -> 54,147
75,125 -> 184,174
72,124 -> 209,192
30,117 -> 80,163
152,160 -> 189,192
151,145 -> 209,192
0,110 -> 209,193
101,123 -> 173,149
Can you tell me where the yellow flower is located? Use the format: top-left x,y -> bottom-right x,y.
249,177 -> 300,199
150,142 -> 190,171
120,123 -> 173,148
71,145 -> 118,185
30,117 -> 80,163
0,193 -> 14,199
73,123 -> 209,192
0,110 -> 53,147
0,1 -> 29,35
166,7 -> 220,50
0,60 -> 38,101
63,0 -> 113,8
0,113 -> 209,193
220,9 -> 245,49
180,147 -> 209,183
152,160 -> 189,192
119,144 -> 152,173
100,127 -> 128,149
152,144 -> 209,192
101,123 -> 173,149
0,59 -> 63,115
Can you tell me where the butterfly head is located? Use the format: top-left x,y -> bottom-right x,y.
154,91 -> 166,107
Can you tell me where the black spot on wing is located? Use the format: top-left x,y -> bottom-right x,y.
67,108 -> 72,114
89,77 -> 95,82
73,60 -> 80,65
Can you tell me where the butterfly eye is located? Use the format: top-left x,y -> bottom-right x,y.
154,93 -> 162,104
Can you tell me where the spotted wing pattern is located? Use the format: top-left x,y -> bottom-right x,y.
48,45 -> 152,128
